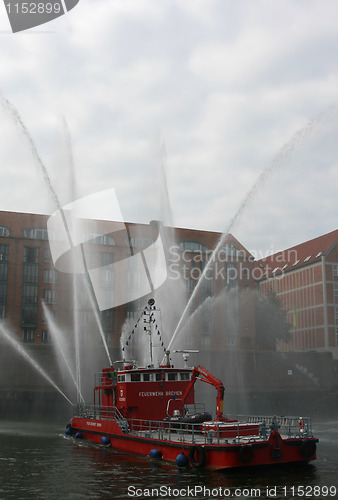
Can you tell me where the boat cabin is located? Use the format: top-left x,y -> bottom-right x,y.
94,365 -> 195,421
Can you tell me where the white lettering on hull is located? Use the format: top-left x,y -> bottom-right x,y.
86,421 -> 102,427
138,391 -> 183,397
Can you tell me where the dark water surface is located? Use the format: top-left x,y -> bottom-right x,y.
0,420 -> 337,500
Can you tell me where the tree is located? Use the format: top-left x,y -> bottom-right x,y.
255,290 -> 291,350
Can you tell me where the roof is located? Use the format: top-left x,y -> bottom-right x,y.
257,229 -> 338,279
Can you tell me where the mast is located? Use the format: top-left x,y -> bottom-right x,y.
143,298 -> 156,367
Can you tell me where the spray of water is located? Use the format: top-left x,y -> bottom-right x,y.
61,118 -> 112,374
1,97 -> 112,379
0,323 -> 73,405
168,106 -> 337,351
42,303 -> 85,402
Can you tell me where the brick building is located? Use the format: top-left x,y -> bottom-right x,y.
0,210 -> 256,354
258,230 -> 338,357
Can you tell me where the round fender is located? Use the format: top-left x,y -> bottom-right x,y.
239,444 -> 254,463
189,446 -> 207,468
300,440 -> 316,458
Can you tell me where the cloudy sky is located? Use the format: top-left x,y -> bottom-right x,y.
0,0 -> 337,257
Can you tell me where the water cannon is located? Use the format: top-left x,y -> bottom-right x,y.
174,349 -> 199,368
114,360 -> 137,369
164,349 -> 171,367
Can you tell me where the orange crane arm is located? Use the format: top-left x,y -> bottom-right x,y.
182,365 -> 225,421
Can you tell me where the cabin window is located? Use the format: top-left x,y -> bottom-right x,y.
131,373 -> 141,382
167,373 -> 178,381
155,373 -> 163,382
118,374 -> 125,382
180,373 -> 190,381
143,373 -> 150,382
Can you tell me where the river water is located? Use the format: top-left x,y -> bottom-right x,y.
0,419 -> 337,500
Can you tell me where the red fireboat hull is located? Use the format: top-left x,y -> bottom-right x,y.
70,416 -> 318,471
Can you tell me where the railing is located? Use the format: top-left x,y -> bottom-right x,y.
184,403 -> 206,415
73,404 -> 128,432
72,405 -> 313,445
233,414 -> 313,439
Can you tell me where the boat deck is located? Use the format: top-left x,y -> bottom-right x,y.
73,404 -> 313,446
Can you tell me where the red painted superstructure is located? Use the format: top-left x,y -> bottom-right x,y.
67,303 -> 318,470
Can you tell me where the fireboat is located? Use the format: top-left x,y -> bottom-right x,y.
65,299 -> 318,470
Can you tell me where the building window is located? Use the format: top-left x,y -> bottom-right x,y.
80,311 -> 93,325
43,249 -> 50,262
0,282 -> 7,300
23,285 -> 38,304
100,267 -> 114,285
227,263 -> 238,286
24,247 -> 39,264
242,267 -> 249,279
43,289 -> 57,304
44,269 -> 58,284
130,237 -> 152,249
179,241 -> 207,253
23,227 -> 49,240
334,265 -> 338,277
200,274 -> 214,298
335,284 -> 338,298
101,309 -> 114,332
186,278 -> 195,292
41,330 -> 51,344
0,303 -> 6,319
86,233 -> 115,246
0,261 -> 8,281
336,307 -> 338,320
0,226 -> 10,237
42,309 -> 55,324
21,304 -> 38,325
0,244 -> 9,261
23,264 -> 39,283
221,244 -> 240,258
22,329 -> 35,343
126,310 -> 136,319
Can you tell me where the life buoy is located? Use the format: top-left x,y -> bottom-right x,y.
189,446 -> 207,468
298,418 -> 305,434
300,440 -> 316,458
239,444 -> 254,463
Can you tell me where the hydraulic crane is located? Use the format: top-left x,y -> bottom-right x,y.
181,365 -> 225,421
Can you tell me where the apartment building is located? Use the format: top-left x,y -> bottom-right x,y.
0,210 -> 256,353
258,230 -> 338,357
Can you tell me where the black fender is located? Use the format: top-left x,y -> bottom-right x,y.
189,445 -> 207,468
300,439 -> 317,458
238,444 -> 254,463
